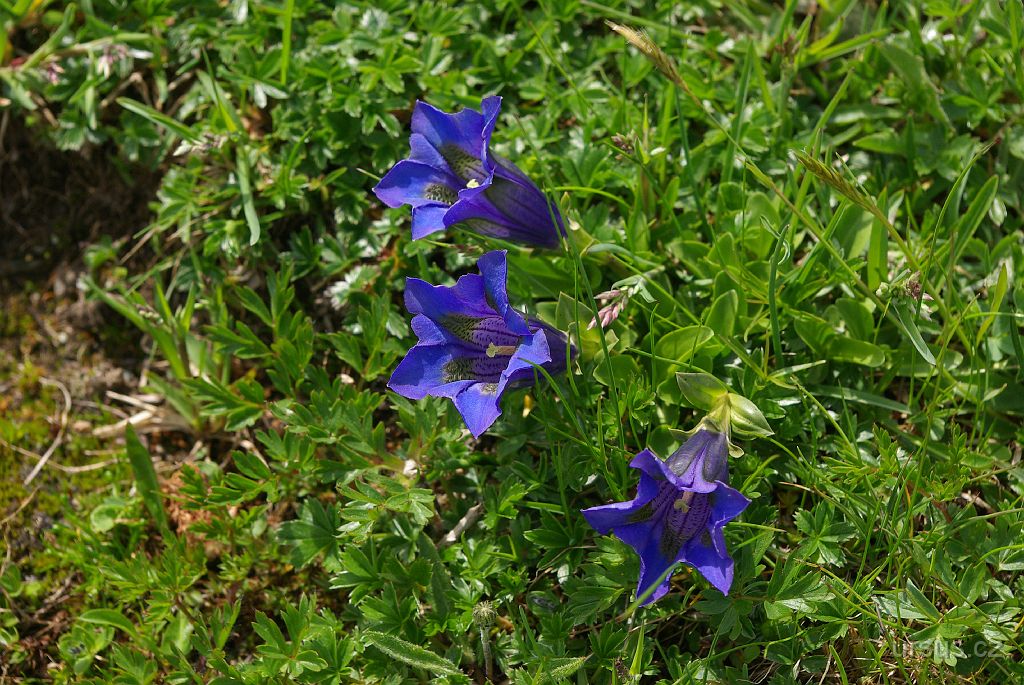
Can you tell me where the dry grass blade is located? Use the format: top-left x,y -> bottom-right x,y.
23,378 -> 72,485
606,21 -> 683,88
439,503 -> 483,548
794,150 -> 878,219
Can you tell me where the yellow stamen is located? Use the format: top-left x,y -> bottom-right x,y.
674,491 -> 695,512
466,178 -> 480,189
486,343 -> 517,358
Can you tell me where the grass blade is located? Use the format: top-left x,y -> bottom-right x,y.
125,426 -> 168,533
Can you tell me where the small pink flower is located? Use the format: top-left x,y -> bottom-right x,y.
44,62 -> 64,85
588,289 -> 626,330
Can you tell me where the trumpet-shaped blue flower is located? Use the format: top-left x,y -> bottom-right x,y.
582,428 -> 749,604
389,250 -> 570,437
373,96 -> 564,249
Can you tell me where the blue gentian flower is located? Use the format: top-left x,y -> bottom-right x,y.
373,96 -> 564,249
582,428 -> 749,604
389,250 -> 570,437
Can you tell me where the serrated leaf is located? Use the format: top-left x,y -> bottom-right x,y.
362,631 -> 461,677
233,450 -> 271,480
278,499 -> 340,567
546,655 -> 590,681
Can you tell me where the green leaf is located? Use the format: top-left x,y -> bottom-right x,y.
236,147 -> 262,246
278,499 -> 340,567
892,300 -> 936,366
546,656 -> 590,681
706,290 -> 738,336
592,352 -> 640,388
280,0 -> 296,83
867,213 -> 889,292
876,41 -> 950,128
808,385 -> 910,413
79,609 -> 136,635
117,97 -> 200,143
654,326 -> 713,377
765,557 -> 833,618
417,533 -> 452,623
855,130 -> 903,154
0,562 -> 22,595
362,631 -> 462,677
976,263 -> 1008,344
125,426 -> 168,532
951,175 -> 998,266
233,450 -> 271,481
826,336 -> 886,367
905,579 -> 942,622
565,582 -> 623,624
185,377 -> 265,430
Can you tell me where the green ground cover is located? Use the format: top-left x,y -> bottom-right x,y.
2,1 -> 1024,682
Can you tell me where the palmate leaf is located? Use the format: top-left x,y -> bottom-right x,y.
564,577 -> 624,624
278,499 -> 341,568
764,556 -> 834,619
184,377 -> 266,430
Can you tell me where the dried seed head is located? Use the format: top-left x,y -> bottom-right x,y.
607,21 -> 684,87
794,151 -> 877,218
473,600 -> 496,628
611,133 -> 635,155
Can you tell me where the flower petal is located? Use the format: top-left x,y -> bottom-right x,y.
529,320 -> 573,374
445,190 -> 559,248
682,528 -> 735,595
479,95 -> 502,158
411,204 -> 450,240
485,154 -> 564,234
407,132 -> 449,169
453,382 -> 503,437
662,429 -> 728,493
581,456 -> 667,536
475,250 -> 530,335
404,277 -> 492,321
450,272 -> 487,310
490,152 -> 537,188
632,517 -> 678,605
388,344 -> 475,400
582,499 -> 649,536
412,99 -> 486,158
410,314 -> 446,345
498,329 -> 551,389
628,448 -> 695,492
373,160 -> 461,209
709,482 -> 749,526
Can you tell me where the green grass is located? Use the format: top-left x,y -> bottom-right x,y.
2,0 -> 1024,683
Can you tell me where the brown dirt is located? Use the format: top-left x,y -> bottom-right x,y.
0,114 -> 162,680
0,113 -> 160,292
